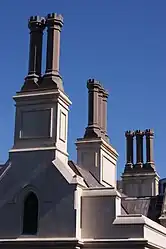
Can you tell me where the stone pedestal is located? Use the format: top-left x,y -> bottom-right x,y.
76,137 -> 118,188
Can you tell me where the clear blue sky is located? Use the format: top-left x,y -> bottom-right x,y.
0,0 -> 166,178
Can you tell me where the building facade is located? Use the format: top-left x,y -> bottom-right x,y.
0,12 -> 166,249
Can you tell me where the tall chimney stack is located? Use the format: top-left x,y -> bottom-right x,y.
76,79 -> 118,187
21,16 -> 45,91
135,130 -> 144,167
84,79 -> 101,138
125,130 -> 134,170
145,129 -> 155,169
41,13 -> 64,91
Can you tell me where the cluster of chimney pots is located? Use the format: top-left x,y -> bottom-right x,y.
125,129 -> 155,169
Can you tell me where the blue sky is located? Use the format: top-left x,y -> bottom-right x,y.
0,0 -> 166,178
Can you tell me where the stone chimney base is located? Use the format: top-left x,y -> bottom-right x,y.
76,137 -> 118,188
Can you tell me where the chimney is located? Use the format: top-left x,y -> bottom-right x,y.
135,130 -> 144,167
41,13 -> 64,91
84,79 -> 109,142
122,129 -> 159,197
100,88 -> 109,142
21,16 -> 45,91
84,79 -> 101,139
76,79 -> 118,187
12,13 -> 71,167
125,130 -> 134,170
145,129 -> 155,169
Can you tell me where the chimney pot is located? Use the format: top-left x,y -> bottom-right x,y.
21,16 -> 46,91
40,13 -> 64,90
135,130 -> 144,166
125,130 -> 134,169
84,79 -> 101,138
145,128 -> 154,136
125,130 -> 134,137
46,13 -> 64,28
145,128 -> 155,168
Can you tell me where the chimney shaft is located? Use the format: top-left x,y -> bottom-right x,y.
135,130 -> 144,166
22,16 -> 45,91
45,13 -> 63,74
84,79 -> 101,138
41,13 -> 64,91
125,130 -> 134,167
84,79 -> 109,142
98,85 -> 109,142
28,16 -> 45,76
145,129 -> 155,166
102,89 -> 109,141
98,87 -> 103,131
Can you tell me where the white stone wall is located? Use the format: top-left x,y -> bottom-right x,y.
0,150 -> 76,238
81,188 -> 121,239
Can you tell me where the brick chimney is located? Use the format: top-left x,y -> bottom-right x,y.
21,16 -> 45,91
41,13 -> 64,91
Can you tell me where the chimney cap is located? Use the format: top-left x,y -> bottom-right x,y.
103,89 -> 109,98
125,130 -> 134,137
46,13 -> 64,27
28,16 -> 46,30
87,79 -> 109,96
87,78 -> 102,89
135,130 -> 144,136
145,128 -> 154,136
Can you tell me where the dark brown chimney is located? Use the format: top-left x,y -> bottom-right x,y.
135,130 -> 144,167
145,129 -> 155,169
84,79 -> 101,138
41,13 -> 64,91
125,130 -> 134,169
21,16 -> 45,91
